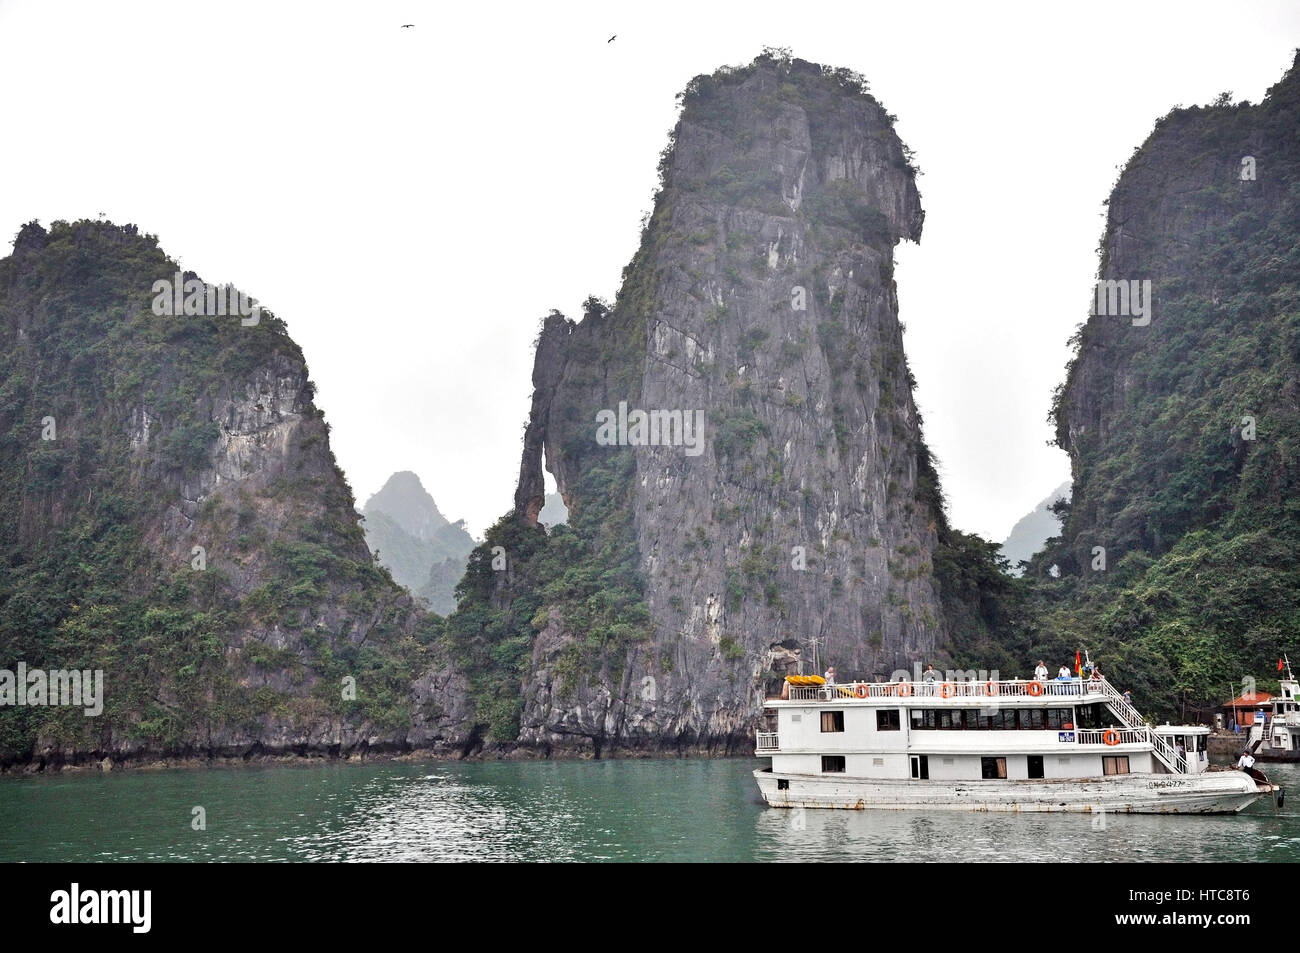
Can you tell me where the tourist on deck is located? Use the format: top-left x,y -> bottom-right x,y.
823,666 -> 836,686
1122,689 -> 1132,706
1237,750 -> 1256,771
1053,664 -> 1071,696
923,663 -> 938,696
1034,660 -> 1049,681
1090,665 -> 1103,683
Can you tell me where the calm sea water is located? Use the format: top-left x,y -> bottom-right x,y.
2,758 -> 1298,862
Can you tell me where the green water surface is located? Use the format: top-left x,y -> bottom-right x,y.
2,758 -> 1297,862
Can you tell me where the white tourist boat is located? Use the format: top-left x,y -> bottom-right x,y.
754,675 -> 1280,814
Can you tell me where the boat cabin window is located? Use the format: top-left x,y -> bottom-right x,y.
1046,709 -> 1072,729
1195,734 -> 1207,753
1102,756 -> 1130,776
1027,755 -> 1044,779
983,709 -> 1018,730
911,708 -> 1072,730
877,709 -> 901,731
980,757 -> 1007,779
821,755 -> 846,773
820,711 -> 844,733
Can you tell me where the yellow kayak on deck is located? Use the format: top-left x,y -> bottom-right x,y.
784,675 -> 826,686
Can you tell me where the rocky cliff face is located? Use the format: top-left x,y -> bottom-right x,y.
0,221 -> 471,767
454,52 -> 958,753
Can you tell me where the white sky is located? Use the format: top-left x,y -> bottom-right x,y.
2,0 -> 1297,541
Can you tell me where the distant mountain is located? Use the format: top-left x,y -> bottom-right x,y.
537,492 -> 568,528
362,471 -> 448,542
999,481 -> 1070,573
419,556 -> 469,616
361,472 -> 475,611
415,520 -> 478,614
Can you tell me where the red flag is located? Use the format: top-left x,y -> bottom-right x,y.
1280,659 -> 1285,672
1076,651 -> 1081,675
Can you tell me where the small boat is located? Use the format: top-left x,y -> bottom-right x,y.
1245,658 -> 1300,762
754,673 -> 1281,814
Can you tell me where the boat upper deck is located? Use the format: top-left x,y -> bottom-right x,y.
772,678 -> 1108,706
763,675 -> 1199,775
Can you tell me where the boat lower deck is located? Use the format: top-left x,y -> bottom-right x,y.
754,768 -> 1274,814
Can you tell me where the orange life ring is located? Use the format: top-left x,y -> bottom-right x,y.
941,683 -> 954,699
1027,682 -> 1044,697
897,683 -> 913,697
855,684 -> 868,698
1103,729 -> 1120,746
986,681 -> 999,696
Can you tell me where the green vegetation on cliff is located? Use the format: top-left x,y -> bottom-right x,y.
446,453 -> 648,741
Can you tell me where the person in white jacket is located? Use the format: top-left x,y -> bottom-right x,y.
1033,661 -> 1049,681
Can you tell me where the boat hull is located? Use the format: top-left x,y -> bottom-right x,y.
1251,750 -> 1300,763
754,769 -> 1273,814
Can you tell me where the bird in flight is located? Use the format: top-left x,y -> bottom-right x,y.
607,34 -> 616,43
401,23 -> 415,29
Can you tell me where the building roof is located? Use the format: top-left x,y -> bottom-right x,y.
1222,691 -> 1273,708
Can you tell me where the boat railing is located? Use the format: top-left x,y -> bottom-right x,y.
1075,727 -> 1188,772
1075,727 -> 1146,746
756,732 -> 779,752
1057,727 -> 1183,768
782,678 -> 1099,702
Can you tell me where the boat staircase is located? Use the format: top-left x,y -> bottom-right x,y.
1097,678 -> 1187,774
